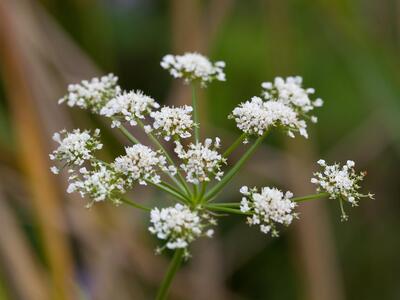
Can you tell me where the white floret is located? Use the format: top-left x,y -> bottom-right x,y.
113,144 -> 171,186
100,90 -> 160,128
230,96 -> 308,138
240,186 -> 297,236
49,128 -> 102,167
67,164 -> 125,207
161,52 -> 226,86
174,138 -> 226,184
58,74 -> 120,113
149,204 -> 215,254
150,105 -> 195,141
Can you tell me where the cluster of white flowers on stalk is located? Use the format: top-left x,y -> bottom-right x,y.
161,52 -> 226,86
113,144 -> 173,186
100,90 -> 160,128
149,105 -> 195,141
67,164 -> 125,207
58,74 -> 120,113
174,138 -> 226,184
51,52 -> 373,266
230,96 -> 308,138
261,76 -> 323,123
49,129 -> 102,173
311,159 -> 374,220
149,204 -> 215,255
239,186 -> 297,236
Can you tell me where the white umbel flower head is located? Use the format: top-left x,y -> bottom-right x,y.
311,159 -> 374,220
230,96 -> 308,138
240,186 -> 297,236
49,129 -> 103,172
113,144 -> 172,186
58,74 -> 121,113
174,138 -> 226,184
261,76 -> 323,123
150,105 -> 195,141
149,204 -> 215,254
161,52 -> 226,86
67,164 -> 125,207
99,90 -> 160,128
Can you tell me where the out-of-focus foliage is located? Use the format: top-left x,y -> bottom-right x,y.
0,0 -> 399,299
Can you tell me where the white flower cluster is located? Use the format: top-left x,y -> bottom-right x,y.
58,74 -> 121,113
67,164 -> 125,207
240,186 -> 297,236
311,160 -> 373,211
149,204 -> 215,253
261,76 -> 323,122
100,90 -> 160,128
230,96 -> 308,138
161,52 -> 226,86
174,138 -> 226,184
49,129 -> 102,173
149,105 -> 195,141
113,144 -> 174,186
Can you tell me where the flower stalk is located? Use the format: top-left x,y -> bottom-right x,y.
205,131 -> 269,202
223,133 -> 247,157
291,192 -> 329,203
191,84 -> 200,143
120,196 -> 150,211
155,249 -> 184,300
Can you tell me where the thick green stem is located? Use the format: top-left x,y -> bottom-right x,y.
205,132 -> 268,202
155,249 -> 184,300
292,192 -> 329,203
120,197 -> 150,211
223,133 -> 247,157
191,84 -> 200,143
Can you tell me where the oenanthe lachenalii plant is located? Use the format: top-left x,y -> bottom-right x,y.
50,52 -> 373,299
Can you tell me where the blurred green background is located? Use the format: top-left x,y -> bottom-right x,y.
0,0 -> 399,299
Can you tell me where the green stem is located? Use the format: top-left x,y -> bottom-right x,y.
158,181 -> 190,204
120,197 -> 150,211
205,132 -> 269,202
198,182 -> 207,202
137,120 -> 192,198
223,133 -> 247,157
205,205 -> 249,215
206,202 -> 240,207
292,192 -> 329,203
155,249 -> 184,300
117,124 -> 141,144
192,184 -> 198,202
146,180 -> 189,203
191,84 -> 200,143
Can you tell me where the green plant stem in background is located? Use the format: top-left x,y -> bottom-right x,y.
223,133 -> 247,157
120,196 -> 150,211
191,84 -> 200,143
205,132 -> 269,202
292,192 -> 329,202
155,249 -> 184,300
